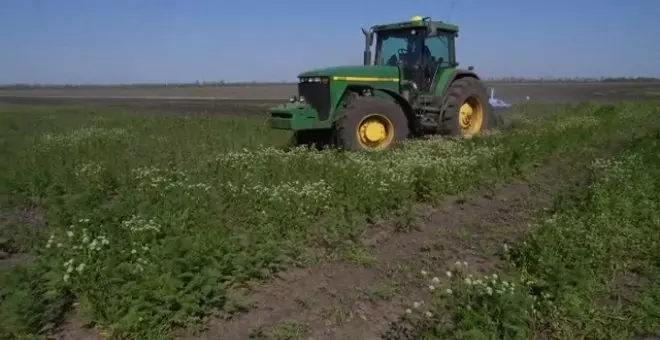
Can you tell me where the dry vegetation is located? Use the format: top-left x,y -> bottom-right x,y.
1,96 -> 660,339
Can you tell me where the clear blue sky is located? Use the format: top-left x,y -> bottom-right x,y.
1,0 -> 658,84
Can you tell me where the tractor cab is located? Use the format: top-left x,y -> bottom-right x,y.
363,16 -> 458,93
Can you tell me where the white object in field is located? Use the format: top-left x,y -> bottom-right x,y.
488,88 -> 512,108
526,96 -> 530,100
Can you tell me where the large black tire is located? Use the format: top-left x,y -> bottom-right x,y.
334,96 -> 409,151
438,77 -> 496,137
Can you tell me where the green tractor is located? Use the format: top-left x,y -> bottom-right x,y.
267,16 -> 500,151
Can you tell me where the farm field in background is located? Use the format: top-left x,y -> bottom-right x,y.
1,99 -> 660,339
2,82 -> 660,102
2,82 -> 660,117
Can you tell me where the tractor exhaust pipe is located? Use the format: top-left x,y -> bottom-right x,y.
361,28 -> 373,66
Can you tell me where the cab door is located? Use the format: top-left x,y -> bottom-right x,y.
423,32 -> 456,91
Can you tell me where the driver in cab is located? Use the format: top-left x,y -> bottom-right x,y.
386,35 -> 432,67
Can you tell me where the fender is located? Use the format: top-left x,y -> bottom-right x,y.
375,88 -> 416,124
433,68 -> 482,117
434,68 -> 481,97
335,86 -> 416,125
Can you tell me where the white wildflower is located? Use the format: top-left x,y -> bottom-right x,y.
76,262 -> 86,273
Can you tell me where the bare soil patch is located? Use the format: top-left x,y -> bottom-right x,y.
51,308 -> 101,340
0,96 -> 279,116
0,206 -> 45,268
183,155 -> 587,340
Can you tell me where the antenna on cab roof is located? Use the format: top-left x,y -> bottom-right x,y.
447,1 -> 457,21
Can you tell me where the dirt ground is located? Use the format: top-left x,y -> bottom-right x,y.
1,82 -> 659,116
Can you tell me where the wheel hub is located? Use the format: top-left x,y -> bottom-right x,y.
459,103 -> 473,128
458,97 -> 484,136
356,113 -> 395,150
362,121 -> 387,142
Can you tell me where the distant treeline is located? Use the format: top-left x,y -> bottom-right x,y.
486,76 -> 660,83
1,77 -> 659,89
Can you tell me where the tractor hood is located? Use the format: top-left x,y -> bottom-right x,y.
298,65 -> 399,80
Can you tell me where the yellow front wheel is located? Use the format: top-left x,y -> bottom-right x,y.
356,114 -> 395,150
334,96 -> 409,151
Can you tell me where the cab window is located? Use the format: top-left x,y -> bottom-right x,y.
424,35 -> 450,66
375,29 -> 421,66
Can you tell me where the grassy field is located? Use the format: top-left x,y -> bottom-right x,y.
1,101 -> 660,339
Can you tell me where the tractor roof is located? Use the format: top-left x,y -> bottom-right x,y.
371,16 -> 458,33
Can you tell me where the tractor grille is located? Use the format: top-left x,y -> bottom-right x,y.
298,81 -> 331,120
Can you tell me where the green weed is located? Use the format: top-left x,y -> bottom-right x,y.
1,101 -> 659,339
386,115 -> 660,339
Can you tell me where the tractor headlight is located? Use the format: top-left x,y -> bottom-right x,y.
298,96 -> 305,103
298,77 -> 327,84
288,95 -> 296,103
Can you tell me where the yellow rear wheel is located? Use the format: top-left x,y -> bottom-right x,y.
459,96 -> 484,136
356,113 -> 395,150
438,77 -> 492,137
